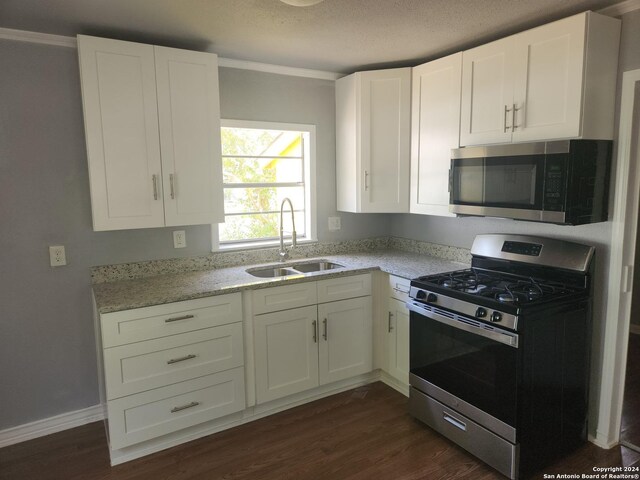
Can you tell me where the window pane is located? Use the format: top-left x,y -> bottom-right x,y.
222,157 -> 303,184
224,186 -> 305,215
220,211 -> 306,242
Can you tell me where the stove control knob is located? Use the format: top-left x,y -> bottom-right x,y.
490,311 -> 503,323
416,290 -> 427,300
475,307 -> 487,318
426,293 -> 438,303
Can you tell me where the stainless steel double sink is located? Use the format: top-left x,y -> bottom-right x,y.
246,261 -> 344,278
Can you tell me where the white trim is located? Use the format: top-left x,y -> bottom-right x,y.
597,69 -> 640,450
217,57 -> 340,81
598,0 -> 640,17
0,27 -> 77,48
0,27 -> 339,80
0,404 -> 104,448
213,120 -> 318,251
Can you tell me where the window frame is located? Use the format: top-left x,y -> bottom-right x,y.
212,119 -> 317,251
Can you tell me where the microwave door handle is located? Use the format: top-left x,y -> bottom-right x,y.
406,301 -> 519,348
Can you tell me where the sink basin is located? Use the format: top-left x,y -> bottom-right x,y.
246,261 -> 345,278
291,261 -> 344,273
246,267 -> 301,278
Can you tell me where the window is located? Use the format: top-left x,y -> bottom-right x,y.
213,120 -> 316,249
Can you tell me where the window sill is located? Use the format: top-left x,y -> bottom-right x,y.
213,238 -> 318,253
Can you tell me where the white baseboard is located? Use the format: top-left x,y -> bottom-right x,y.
0,405 -> 104,449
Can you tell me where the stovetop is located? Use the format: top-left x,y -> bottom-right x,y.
412,268 -> 585,309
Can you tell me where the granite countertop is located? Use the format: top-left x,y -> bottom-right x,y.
92,249 -> 468,314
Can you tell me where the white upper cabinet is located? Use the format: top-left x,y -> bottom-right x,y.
78,35 -> 224,231
336,68 -> 411,213
460,11 -> 620,146
410,53 -> 462,217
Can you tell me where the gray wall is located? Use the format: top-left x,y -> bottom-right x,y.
1,9 -> 638,434
0,41 -> 387,430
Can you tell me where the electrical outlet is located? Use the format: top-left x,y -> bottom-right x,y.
49,245 -> 67,267
328,216 -> 341,231
173,230 -> 186,248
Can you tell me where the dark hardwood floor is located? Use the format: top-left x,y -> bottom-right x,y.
621,332 -> 640,449
1,382 -> 638,480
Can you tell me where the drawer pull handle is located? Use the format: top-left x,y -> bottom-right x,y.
165,314 -> 195,323
443,413 -> 467,431
388,312 -> 394,332
393,287 -> 409,294
170,401 -> 200,413
312,320 -> 317,343
323,318 -> 328,341
167,354 -> 197,365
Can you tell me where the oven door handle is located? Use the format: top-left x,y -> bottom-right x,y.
406,301 -> 519,348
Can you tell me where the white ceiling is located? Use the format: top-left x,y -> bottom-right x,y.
0,0 -> 624,74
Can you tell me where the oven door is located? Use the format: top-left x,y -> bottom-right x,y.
407,301 -> 519,435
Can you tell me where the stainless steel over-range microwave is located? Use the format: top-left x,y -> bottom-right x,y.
449,140 -> 612,225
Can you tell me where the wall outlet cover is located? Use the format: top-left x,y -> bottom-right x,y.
173,230 -> 186,248
49,245 -> 67,267
328,217 -> 341,231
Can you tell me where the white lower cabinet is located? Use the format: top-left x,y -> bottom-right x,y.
253,274 -> 373,404
254,305 -> 319,403
96,293 -> 245,451
384,275 -> 410,388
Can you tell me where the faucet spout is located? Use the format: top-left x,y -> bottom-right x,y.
279,198 -> 297,262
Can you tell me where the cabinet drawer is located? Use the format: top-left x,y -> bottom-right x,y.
104,323 -> 244,399
388,275 -> 411,302
252,281 -> 317,315
317,274 -> 371,303
107,367 -> 245,450
101,294 -> 242,347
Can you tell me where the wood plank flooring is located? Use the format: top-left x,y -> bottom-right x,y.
1,382 -> 638,480
621,333 -> 640,449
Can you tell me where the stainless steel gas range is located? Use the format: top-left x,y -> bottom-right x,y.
406,234 -> 594,479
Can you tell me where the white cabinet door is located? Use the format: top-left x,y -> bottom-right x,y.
336,68 -> 411,213
410,53 -> 461,217
254,306 -> 319,403
386,297 -> 409,386
318,296 -> 372,385
460,38 -> 515,147
155,46 -> 224,226
78,35 -> 165,231
510,14 -> 585,142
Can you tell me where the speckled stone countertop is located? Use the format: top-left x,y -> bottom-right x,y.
93,249 -> 468,314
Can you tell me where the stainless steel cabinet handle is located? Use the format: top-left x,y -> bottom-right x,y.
393,287 -> 409,295
170,401 -> 200,413
164,314 -> 195,323
503,104 -> 512,133
312,320 -> 317,343
323,318 -> 328,340
169,173 -> 176,199
388,312 -> 394,332
167,354 -> 197,365
152,174 -> 159,200
443,413 -> 467,431
364,170 -> 369,191
512,103 -> 520,130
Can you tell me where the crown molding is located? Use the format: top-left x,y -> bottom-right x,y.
598,0 -> 640,17
0,27 -> 340,80
217,57 -> 341,80
0,27 -> 77,48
